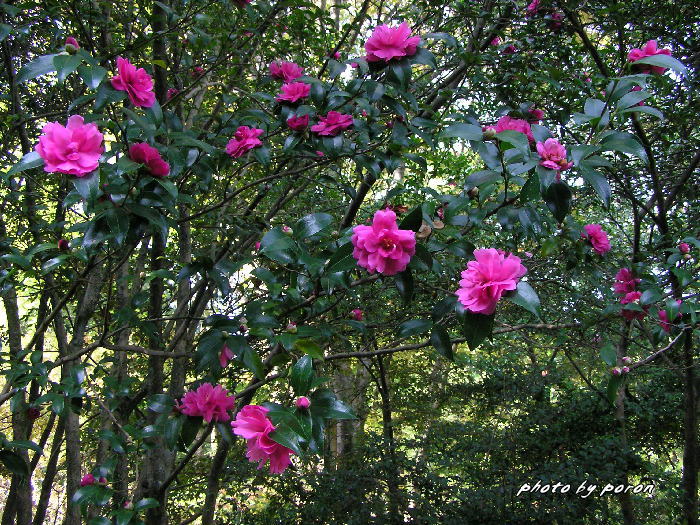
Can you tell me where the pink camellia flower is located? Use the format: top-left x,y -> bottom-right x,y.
219,345 -> 235,368
35,115 -> 104,176
226,126 -> 264,158
351,308 -> 363,321
658,300 -> 682,332
613,268 -> 640,295
166,88 -> 179,100
65,36 -> 79,52
315,150 -> 325,157
351,62 -> 359,68
503,44 -> 517,55
678,242 -> 690,254
536,138 -> 573,171
269,61 -> 304,82
276,82 -> 310,103
455,248 -> 527,315
255,241 -> 261,251
330,51 -> 341,60
177,383 -> 236,423
231,405 -> 296,474
351,208 -> 416,276
620,291 -> 647,321
295,396 -> 311,409
365,22 -> 420,63
526,0 -> 540,16
628,40 -> 672,74
490,37 -> 501,46
287,114 -> 309,131
549,11 -> 564,30
582,224 -> 611,255
191,66 -> 205,78
80,474 -> 96,487
493,115 -> 534,142
281,225 -> 293,235
128,142 -> 170,177
621,366 -> 630,374
528,108 -> 544,123
110,57 -> 156,108
311,111 -> 353,136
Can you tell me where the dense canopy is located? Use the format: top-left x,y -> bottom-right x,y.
0,0 -> 698,523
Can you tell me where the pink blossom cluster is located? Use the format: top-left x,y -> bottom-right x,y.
226,126 -> 264,158
351,208 -> 416,275
628,40 -> 672,74
111,57 -> 155,108
365,22 -> 420,63
177,383 -> 236,423
581,224 -> 611,255
613,268 -> 646,321
231,405 -> 296,474
455,249 -> 527,315
35,115 -> 104,176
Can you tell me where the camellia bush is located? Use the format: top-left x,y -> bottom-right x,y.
0,0 -> 698,523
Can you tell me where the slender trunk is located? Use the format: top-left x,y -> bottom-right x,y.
376,355 -> 402,524
682,329 -> 698,524
32,416 -> 66,525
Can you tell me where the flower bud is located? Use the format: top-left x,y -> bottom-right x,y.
295,396 -> 311,409
621,356 -> 632,365
281,225 -> 293,235
467,187 -> 479,200
254,241 -> 261,251
65,37 -> 79,54
684,254 -> 692,260
286,322 -> 297,333
98,477 -> 107,484
123,501 -> 133,510
621,366 -> 630,374
27,407 -> 41,420
482,127 -> 497,140
58,238 -> 70,251
678,242 -> 690,254
351,308 -> 363,321
611,367 -> 622,376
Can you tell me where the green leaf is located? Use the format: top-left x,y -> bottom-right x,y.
414,243 -> 433,268
442,123 -> 483,141
600,131 -> 647,164
16,54 -> 58,84
7,151 -> 43,176
41,255 -> 69,274
395,269 -> 414,303
72,172 -> 100,201
430,325 -> 454,361
607,374 -> 623,405
147,394 -> 173,414
269,425 -> 303,456
241,345 -> 265,379
0,450 -> 29,477
460,310 -> 494,350
542,181 -> 572,223
399,205 -> 423,232
0,23 -> 11,43
296,213 -> 333,238
397,319 -> 433,338
290,355 -> 313,396
7,440 -> 42,454
578,164 -> 611,207
294,339 -> 324,359
600,343 -> 617,366
77,64 -> 107,89
632,54 -> 687,75
508,281 -> 540,316
520,173 -> 540,202
53,54 -> 81,82
134,497 -> 160,511
310,389 -> 356,420
326,241 -> 354,269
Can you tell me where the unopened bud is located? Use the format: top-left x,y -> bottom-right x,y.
295,396 -> 311,409
123,501 -> 133,510
58,238 -> 70,251
611,367 -> 622,376
286,322 -> 297,333
467,187 -> 479,200
621,356 -> 632,365
282,225 -> 293,235
621,366 -> 630,374
482,127 -> 497,140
